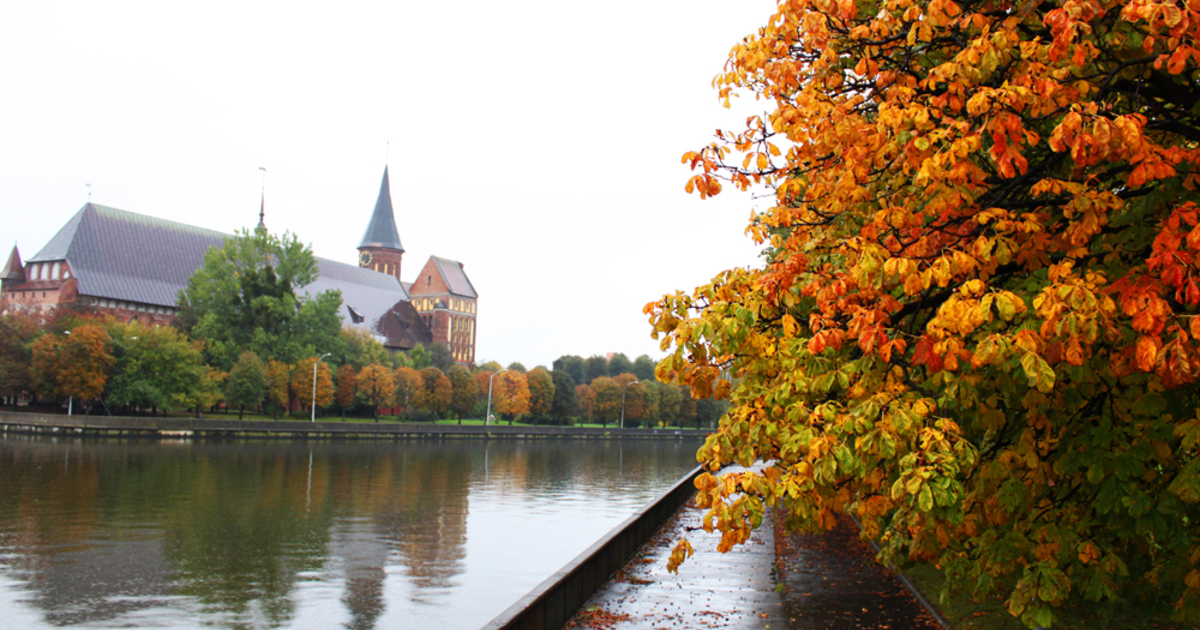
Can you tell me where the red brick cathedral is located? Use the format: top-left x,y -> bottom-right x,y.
0,167 -> 478,365
357,167 -> 477,364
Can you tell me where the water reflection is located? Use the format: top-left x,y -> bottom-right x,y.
0,436 -> 700,630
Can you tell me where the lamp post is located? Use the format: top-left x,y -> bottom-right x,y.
312,353 -> 331,422
620,380 -> 640,429
64,330 -> 72,416
485,369 -> 511,426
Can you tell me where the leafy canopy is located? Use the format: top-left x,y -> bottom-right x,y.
179,228 -> 342,369
651,0 -> 1200,625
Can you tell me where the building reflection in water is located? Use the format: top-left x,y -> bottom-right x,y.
0,435 -> 700,630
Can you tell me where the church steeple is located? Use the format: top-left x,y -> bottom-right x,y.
357,166 -> 405,280
359,167 -> 404,252
256,166 -> 268,234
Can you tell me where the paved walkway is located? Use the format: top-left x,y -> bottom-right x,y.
566,502 -> 943,630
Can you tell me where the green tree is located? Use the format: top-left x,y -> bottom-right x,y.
606,353 -> 633,378
407,343 -> 429,369
583,355 -> 608,384
105,321 -> 208,415
632,354 -> 657,382
641,380 -> 662,427
549,369 -> 578,424
224,351 -> 267,419
31,323 -> 114,412
447,365 -> 477,423
429,342 -> 455,372
178,228 -> 342,369
340,328 -> 388,369
264,360 -> 290,419
506,361 -> 527,373
656,383 -> 681,429
552,355 -> 585,384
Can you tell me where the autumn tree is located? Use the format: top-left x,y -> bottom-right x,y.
651,0 -> 1200,625
31,324 -> 114,411
473,369 -> 495,413
419,366 -> 452,419
492,370 -> 530,424
335,363 -> 357,417
394,366 -> 425,413
356,363 -> 394,421
225,351 -> 267,419
587,376 -> 621,428
575,383 -> 595,423
447,365 -> 477,423
526,366 -> 555,423
0,311 -> 42,404
290,357 -> 334,416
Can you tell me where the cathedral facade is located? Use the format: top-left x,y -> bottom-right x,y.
0,168 -> 477,364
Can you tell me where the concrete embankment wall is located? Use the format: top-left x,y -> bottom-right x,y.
0,410 -> 708,440
481,465 -> 703,630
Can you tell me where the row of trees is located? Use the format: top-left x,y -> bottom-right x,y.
0,307 -> 725,427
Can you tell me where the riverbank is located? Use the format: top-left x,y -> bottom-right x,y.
0,410 -> 709,440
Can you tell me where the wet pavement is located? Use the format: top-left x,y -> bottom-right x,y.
565,502 -> 943,630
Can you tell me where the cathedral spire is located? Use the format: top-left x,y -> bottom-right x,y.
358,166 -> 404,252
256,166 -> 268,233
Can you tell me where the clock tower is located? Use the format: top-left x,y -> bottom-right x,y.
357,166 -> 405,281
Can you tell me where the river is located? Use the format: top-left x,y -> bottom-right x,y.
0,435 -> 703,630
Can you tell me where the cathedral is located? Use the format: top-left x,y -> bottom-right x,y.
0,168 -> 478,365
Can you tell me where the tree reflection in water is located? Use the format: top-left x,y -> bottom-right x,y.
0,436 -> 700,630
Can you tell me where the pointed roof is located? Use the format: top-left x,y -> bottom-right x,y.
432,256 -> 478,298
2,245 -> 23,281
256,188 -> 267,233
358,166 -> 404,252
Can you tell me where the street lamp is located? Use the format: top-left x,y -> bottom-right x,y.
64,330 -> 72,416
620,380 -> 640,429
311,353 -> 331,422
485,369 -> 511,426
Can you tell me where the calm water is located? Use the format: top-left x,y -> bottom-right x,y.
0,435 -> 703,630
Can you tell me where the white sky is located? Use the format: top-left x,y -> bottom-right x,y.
0,0 -> 778,370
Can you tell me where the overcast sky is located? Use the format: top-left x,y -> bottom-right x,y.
0,0 -> 778,369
